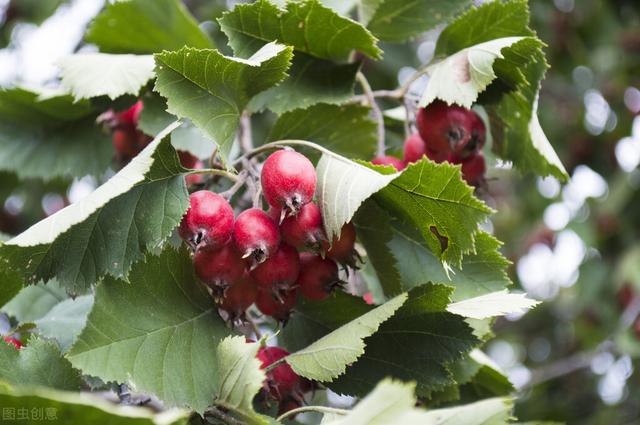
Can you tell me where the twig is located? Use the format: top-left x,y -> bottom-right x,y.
276,405 -> 349,422
220,170 -> 249,199
239,111 -> 254,153
246,316 -> 262,339
204,407 -> 244,425
356,71 -> 386,157
188,168 -> 239,182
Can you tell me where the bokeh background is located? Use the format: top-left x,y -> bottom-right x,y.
0,1 -> 639,423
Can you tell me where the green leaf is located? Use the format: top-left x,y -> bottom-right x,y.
268,104 -> 377,160
435,0 -> 534,56
0,383 -> 190,425
314,148 -> 399,240
250,55 -> 360,114
86,0 -> 212,54
0,87 -> 112,181
0,337 -> 82,391
58,53 -> 155,100
0,264 -> 22,309
420,36 -> 527,109
68,247 -> 232,413
0,122 -> 189,294
353,201 -> 403,296
286,293 -> 407,381
154,43 -> 293,163
447,290 -> 539,319
218,0 -> 381,60
2,281 -> 68,322
362,0 -> 470,43
33,295 -> 94,352
389,229 -> 511,301
215,336 -> 269,425
374,159 -> 492,268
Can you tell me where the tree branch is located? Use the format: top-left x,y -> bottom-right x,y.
356,71 -> 386,157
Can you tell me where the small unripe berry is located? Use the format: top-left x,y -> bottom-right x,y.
416,100 -> 475,155
256,288 -> 297,322
261,150 -> 317,216
2,336 -> 22,349
326,222 -> 357,266
194,245 -> 246,299
403,132 -> 445,164
298,253 -> 341,301
233,208 -> 280,265
179,191 -> 234,251
280,202 -> 325,249
371,155 -> 405,170
218,275 -> 258,322
251,244 -> 300,295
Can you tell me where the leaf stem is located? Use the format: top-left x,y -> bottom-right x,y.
204,407 -> 244,425
356,71 -> 386,157
187,168 -> 239,182
276,405 -> 349,422
262,357 -> 286,373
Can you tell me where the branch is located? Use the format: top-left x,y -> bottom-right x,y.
204,407 -> 245,425
356,71 -> 385,157
276,405 -> 349,422
239,111 -> 253,153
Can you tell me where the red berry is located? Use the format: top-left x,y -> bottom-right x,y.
112,129 -> 139,159
371,156 -> 405,170
297,253 -> 341,301
117,100 -> 143,125
617,284 -> 634,310
178,151 -> 204,186
179,191 -> 234,251
194,244 -> 246,299
363,292 -> 374,305
449,152 -> 486,187
257,346 -> 306,399
280,202 -> 325,249
233,208 -> 280,265
218,275 -> 258,321
416,100 -> 475,155
256,288 -> 297,321
403,132 -> 446,164
251,244 -> 300,295
261,150 -> 316,215
326,222 -> 357,266
2,336 -> 22,349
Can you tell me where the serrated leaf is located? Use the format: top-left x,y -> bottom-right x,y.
250,55 -> 360,114
0,87 -> 112,181
420,36 -> 526,109
2,281 -> 68,322
154,43 -> 293,163
268,104 -> 377,160
329,285 -> 479,397
286,293 -> 407,381
447,290 -> 539,319
0,383 -> 190,425
86,0 -> 212,54
374,159 -> 492,268
58,53 -> 155,100
215,337 -> 269,425
0,122 -> 189,294
33,295 -> 94,352
389,228 -> 511,301
219,0 -> 381,60
0,265 -> 22,309
315,149 -> 399,240
68,247 -> 232,413
362,0 -> 470,43
0,337 -> 82,391
354,201 -> 403,296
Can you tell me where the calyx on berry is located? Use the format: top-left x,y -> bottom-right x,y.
251,244 -> 300,299
233,208 -> 280,265
416,100 -> 478,156
261,150 -> 317,218
297,253 -> 342,301
194,244 -> 246,300
280,202 -> 325,249
179,190 -> 234,251
256,287 -> 297,322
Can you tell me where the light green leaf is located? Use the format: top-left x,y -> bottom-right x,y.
420,37 -> 525,109
86,0 -> 212,54
218,0 -> 381,60
0,383 -> 190,425
0,87 -> 111,181
58,53 -> 155,100
215,337 -> 269,425
447,290 -> 539,319
0,122 -> 189,294
286,293 -> 407,381
33,295 -> 94,352
250,55 -> 360,114
362,0 -> 470,43
2,281 -> 68,322
68,247 -> 232,413
154,43 -> 293,163
0,337 -> 82,391
268,104 -> 377,161
0,264 -> 22,309
374,159 -> 492,268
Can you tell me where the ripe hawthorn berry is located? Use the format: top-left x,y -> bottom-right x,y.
256,288 -> 297,322
297,253 -> 342,301
194,244 -> 245,300
416,100 -> 476,156
280,202 -> 325,249
261,150 -> 316,217
403,132 -> 446,164
257,346 -> 309,400
326,222 -> 358,267
233,208 -> 280,265
251,244 -> 300,297
371,155 -> 406,170
179,190 -> 234,251
218,275 -> 258,322
449,152 -> 486,187
2,336 -> 22,349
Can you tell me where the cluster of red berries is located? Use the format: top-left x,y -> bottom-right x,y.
178,149 -> 357,323
372,100 -> 487,187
